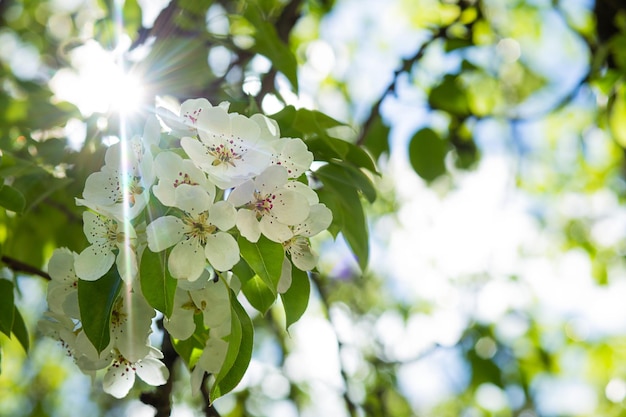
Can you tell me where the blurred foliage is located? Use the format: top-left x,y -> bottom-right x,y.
2,0 -> 626,416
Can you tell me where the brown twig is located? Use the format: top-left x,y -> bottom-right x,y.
1,255 -> 51,280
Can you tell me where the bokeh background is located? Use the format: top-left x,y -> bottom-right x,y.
2,0 -> 626,416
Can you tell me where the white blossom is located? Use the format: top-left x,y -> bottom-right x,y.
283,203 -> 332,271
228,165 -> 311,243
146,185 -> 239,280
152,151 -> 215,207
102,346 -> 169,399
74,211 -> 137,282
180,104 -> 277,189
76,117 -> 158,221
47,248 -> 79,317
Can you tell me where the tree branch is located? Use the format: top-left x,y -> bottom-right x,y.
1,255 -> 51,280
200,373 -> 222,417
355,27 -> 445,147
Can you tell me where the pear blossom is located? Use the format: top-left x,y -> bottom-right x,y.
146,185 -> 239,280
75,211 -> 138,282
180,104 -> 277,189
283,203 -> 332,271
228,165 -> 311,243
152,151 -> 214,207
76,118 -> 158,221
102,346 -> 169,399
47,248 -> 79,317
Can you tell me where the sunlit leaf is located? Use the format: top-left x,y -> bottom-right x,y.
241,274 -> 276,315
78,267 -> 123,353
140,248 -> 177,318
238,236 -> 284,294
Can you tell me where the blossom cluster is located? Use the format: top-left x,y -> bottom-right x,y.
41,99 -> 332,397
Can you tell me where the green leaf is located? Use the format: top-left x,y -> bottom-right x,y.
428,74 -> 469,116
0,280 -> 14,337
280,267 -> 310,330
244,5 -> 299,91
11,306 -> 28,352
362,115 -> 391,161
238,236 -> 284,294
0,184 -> 25,213
140,249 -> 177,318
211,291 -> 253,401
78,267 -> 123,354
408,127 -> 449,182
315,163 -> 369,270
241,274 -> 276,315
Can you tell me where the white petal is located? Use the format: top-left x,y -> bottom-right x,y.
294,204 -> 333,237
143,115 -> 161,147
115,245 -> 138,283
75,245 -> 115,281
181,136 -> 215,169
290,238 -> 318,271
205,232 -> 240,271
146,216 -> 184,252
255,165 -> 288,194
271,189 -> 310,225
82,211 -> 107,244
48,248 -> 77,283
209,201 -> 236,231
164,309 -> 196,340
197,337 -> 228,374
271,138 -> 313,178
154,151 -> 184,178
230,113 -> 261,144
285,181 -> 319,205
197,105 -> 230,137
227,180 -> 255,207
236,209 -> 261,242
136,357 -> 169,386
277,256 -> 292,294
251,113 -> 280,139
82,171 -> 119,205
174,184 -> 212,215
169,239 -> 207,281
259,215 -> 293,243
103,360 -> 136,398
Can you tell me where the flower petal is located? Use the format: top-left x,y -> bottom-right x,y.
205,232 -> 240,271
146,216 -> 184,252
294,203 -> 333,237
236,209 -> 261,242
209,201 -> 236,231
227,179 -> 256,207
259,215 -> 293,242
103,359 -> 136,399
271,189 -> 310,225
174,184 -> 212,215
136,357 -> 169,387
75,245 -> 115,281
169,239 -> 207,281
